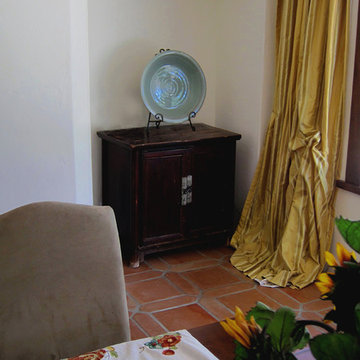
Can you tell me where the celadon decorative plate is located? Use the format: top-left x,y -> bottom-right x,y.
141,50 -> 206,123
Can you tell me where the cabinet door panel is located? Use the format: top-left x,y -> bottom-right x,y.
141,149 -> 190,244
190,142 -> 236,234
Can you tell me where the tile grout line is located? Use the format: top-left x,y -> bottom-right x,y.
149,299 -> 200,314
135,310 -> 170,334
199,297 -> 236,321
136,294 -> 199,312
196,301 -> 221,322
214,284 -> 257,299
125,245 -> 325,340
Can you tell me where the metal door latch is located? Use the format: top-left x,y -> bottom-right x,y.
181,175 -> 192,206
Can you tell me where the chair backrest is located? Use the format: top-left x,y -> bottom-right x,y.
0,202 -> 130,359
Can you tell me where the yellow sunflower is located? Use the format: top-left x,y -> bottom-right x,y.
220,306 -> 261,348
315,272 -> 334,298
324,243 -> 357,268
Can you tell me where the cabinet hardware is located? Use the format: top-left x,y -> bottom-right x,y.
97,123 -> 241,266
181,175 -> 192,206
186,175 -> 192,204
181,176 -> 187,206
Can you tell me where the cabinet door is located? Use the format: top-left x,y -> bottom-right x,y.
141,148 -> 191,245
190,142 -> 236,235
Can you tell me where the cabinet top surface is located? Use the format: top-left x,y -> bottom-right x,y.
97,123 -> 241,149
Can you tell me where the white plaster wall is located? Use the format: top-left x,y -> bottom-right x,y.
0,0 -> 278,217
0,0 -> 93,213
0,0 -> 277,214
70,0 -> 93,205
88,0 -> 218,205
215,0 -> 276,212
1,0 -> 356,257
0,1 -> 75,213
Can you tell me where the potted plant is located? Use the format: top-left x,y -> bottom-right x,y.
221,217 -> 360,360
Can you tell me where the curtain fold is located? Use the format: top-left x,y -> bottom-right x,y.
230,0 -> 349,289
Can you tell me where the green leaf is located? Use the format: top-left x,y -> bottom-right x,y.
342,260 -> 360,269
252,302 -> 271,310
309,333 -> 360,360
355,302 -> 360,336
265,307 -> 297,353
234,340 -> 249,360
246,302 -> 275,329
290,323 -> 310,351
335,217 -> 360,253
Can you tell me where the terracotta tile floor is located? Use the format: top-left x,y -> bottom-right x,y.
124,244 -> 332,340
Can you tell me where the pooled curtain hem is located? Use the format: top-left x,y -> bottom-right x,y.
230,0 -> 349,289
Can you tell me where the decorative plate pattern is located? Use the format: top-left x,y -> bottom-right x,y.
141,50 -> 206,123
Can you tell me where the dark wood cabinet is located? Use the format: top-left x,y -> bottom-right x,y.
97,123 -> 241,266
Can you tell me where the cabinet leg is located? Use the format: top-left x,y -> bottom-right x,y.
129,257 -> 140,268
129,252 -> 144,268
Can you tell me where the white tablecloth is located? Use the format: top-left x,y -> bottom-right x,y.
64,330 -> 219,360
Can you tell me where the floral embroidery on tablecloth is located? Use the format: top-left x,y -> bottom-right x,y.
67,346 -> 118,359
142,332 -> 182,356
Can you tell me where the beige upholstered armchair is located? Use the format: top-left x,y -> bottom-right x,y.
0,202 -> 130,359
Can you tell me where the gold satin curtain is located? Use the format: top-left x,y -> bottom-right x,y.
230,0 -> 349,289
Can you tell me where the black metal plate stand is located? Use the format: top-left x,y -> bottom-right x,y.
146,111 -> 196,136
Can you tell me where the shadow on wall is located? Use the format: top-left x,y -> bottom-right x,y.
233,137 -> 256,224
94,39 -> 156,128
90,40 -> 171,205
